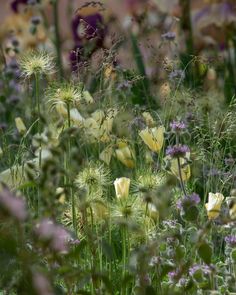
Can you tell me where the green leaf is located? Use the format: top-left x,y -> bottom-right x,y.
231,249 -> 236,262
198,243 -> 212,264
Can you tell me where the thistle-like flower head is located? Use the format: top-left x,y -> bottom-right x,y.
47,82 -> 82,109
19,51 -> 54,77
74,162 -> 111,196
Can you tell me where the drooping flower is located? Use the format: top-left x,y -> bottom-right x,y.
205,192 -> 224,220
99,145 -> 113,165
139,126 -> 165,153
115,140 -> 135,168
15,117 -> 27,135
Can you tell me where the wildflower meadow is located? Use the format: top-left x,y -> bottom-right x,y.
1,0 -> 236,294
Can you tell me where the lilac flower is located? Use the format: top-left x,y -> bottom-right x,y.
177,193 -> 201,210
225,235 -> 236,247
161,32 -> 176,41
166,145 -> 190,158
32,272 -> 54,295
189,264 -> 211,276
170,121 -> 186,132
168,270 -> 180,282
0,188 -> 27,221
69,238 -> 81,246
35,219 -> 71,254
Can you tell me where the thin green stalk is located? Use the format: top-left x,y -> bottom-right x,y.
176,134 -> 187,197
35,72 -> 41,215
66,103 -> 76,234
121,226 -> 127,295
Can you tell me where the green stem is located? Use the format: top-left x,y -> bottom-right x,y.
52,0 -> 63,80
121,226 -> 127,295
35,73 -> 41,216
176,134 -> 187,197
66,103 -> 76,234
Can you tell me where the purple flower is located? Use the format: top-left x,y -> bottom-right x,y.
0,188 -> 27,221
35,219 -> 71,254
189,264 -> 211,276
166,145 -> 190,158
225,235 -> 236,247
32,272 -> 54,295
168,270 -> 180,282
11,0 -> 27,13
70,9 -> 106,70
161,32 -> 176,41
170,120 -> 186,132
177,193 -> 200,210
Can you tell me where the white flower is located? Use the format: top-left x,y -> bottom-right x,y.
205,192 -> 224,219
114,177 -> 130,199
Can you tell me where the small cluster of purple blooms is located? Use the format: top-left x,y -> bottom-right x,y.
0,188 -> 27,221
166,144 -> 190,158
35,218 -> 71,254
225,235 -> 236,247
177,193 -> 201,210
170,120 -> 186,132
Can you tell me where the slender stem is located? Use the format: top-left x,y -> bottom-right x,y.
121,226 -> 127,295
66,103 -> 76,234
35,73 -> 41,215
52,0 -> 63,80
176,134 -> 187,197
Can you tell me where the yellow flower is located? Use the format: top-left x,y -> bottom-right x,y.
15,117 -> 27,135
99,146 -> 113,165
165,152 -> 191,181
55,104 -> 84,127
114,177 -> 130,199
205,192 -> 224,220
139,126 -> 165,152
115,143 -> 135,168
226,197 -> 236,220
84,109 -> 117,142
147,204 -> 159,221
142,112 -> 155,127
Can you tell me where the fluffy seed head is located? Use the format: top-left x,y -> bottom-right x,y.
19,51 -> 54,77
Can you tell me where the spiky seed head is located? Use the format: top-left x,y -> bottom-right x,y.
19,50 -> 54,77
